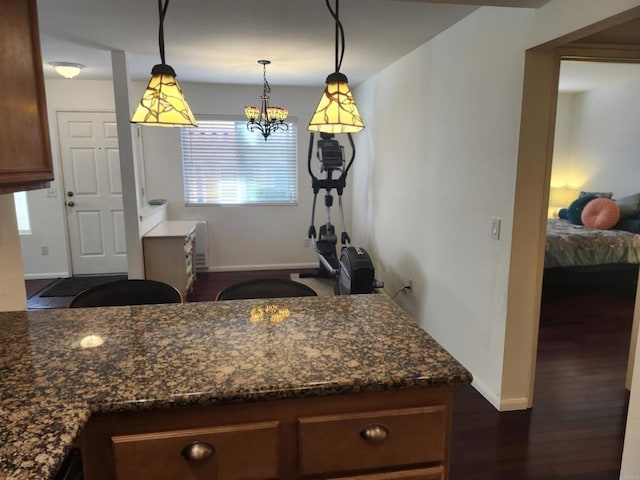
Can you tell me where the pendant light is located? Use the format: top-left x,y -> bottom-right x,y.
131,0 -> 197,127
308,0 -> 364,134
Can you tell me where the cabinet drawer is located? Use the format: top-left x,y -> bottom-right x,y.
111,421 -> 279,480
298,406 -> 446,476
329,466 -> 444,480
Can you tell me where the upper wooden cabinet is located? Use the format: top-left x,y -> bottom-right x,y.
0,0 -> 53,194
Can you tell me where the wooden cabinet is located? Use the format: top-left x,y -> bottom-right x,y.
78,388 -> 453,480
111,421 -> 279,480
0,0 -> 54,194
298,406 -> 446,476
143,221 -> 197,299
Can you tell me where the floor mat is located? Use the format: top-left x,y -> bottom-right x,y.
39,275 -> 127,297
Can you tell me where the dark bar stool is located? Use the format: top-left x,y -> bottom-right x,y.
68,279 -> 183,308
216,278 -> 317,301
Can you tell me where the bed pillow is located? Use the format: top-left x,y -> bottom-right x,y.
581,197 -> 620,229
579,191 -> 613,199
567,194 -> 597,225
616,215 -> 640,233
616,192 -> 640,219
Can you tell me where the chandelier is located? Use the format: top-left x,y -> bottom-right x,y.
245,60 -> 289,140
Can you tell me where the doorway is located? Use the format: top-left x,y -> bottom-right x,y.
504,14 -> 640,409
57,111 -> 127,275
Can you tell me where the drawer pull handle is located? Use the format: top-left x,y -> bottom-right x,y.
181,441 -> 215,461
360,424 -> 389,442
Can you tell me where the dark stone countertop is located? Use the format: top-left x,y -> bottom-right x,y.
0,294 -> 471,479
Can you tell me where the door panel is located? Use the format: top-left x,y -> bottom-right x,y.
58,111 -> 127,274
77,211 -> 104,255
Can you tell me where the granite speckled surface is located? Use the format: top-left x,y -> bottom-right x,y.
0,294 -> 471,480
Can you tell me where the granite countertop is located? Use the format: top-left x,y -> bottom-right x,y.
0,294 -> 471,480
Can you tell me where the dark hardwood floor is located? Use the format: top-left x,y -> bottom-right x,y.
25,269 -> 635,478
451,281 -> 634,480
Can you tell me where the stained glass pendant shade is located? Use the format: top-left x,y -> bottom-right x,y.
131,0 -> 197,127
308,0 -> 364,134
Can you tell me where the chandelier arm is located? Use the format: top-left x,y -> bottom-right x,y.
158,0 -> 170,64
325,0 -> 345,72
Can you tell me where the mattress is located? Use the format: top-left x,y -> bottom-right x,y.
545,219 -> 640,268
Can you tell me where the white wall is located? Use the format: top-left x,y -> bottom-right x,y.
20,79 -> 116,278
353,5 -> 532,407
352,0 -> 640,410
21,79 -> 340,276
550,92 -> 579,188
568,81 -> 640,198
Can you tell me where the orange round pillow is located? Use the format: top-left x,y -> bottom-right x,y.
581,197 -> 620,229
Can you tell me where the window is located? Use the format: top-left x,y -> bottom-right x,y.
181,117 -> 298,205
13,191 -> 31,235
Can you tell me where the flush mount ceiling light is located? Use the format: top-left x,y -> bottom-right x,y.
131,0 -> 197,127
308,0 -> 364,134
50,62 -> 84,79
244,60 -> 289,141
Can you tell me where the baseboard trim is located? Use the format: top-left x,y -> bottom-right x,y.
471,377 -> 530,412
206,263 -> 317,273
23,272 -> 68,280
499,397 -> 530,411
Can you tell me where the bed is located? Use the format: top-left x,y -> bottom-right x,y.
543,192 -> 640,295
545,218 -> 640,269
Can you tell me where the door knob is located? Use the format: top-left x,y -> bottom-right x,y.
67,201 -> 75,207
67,191 -> 74,197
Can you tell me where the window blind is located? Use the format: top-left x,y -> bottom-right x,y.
181,118 -> 298,205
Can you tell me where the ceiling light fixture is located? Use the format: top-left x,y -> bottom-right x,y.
245,60 -> 289,141
308,0 -> 364,134
50,62 -> 84,79
131,0 -> 197,127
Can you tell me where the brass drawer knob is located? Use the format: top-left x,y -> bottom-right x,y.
360,424 -> 389,442
181,441 -> 215,461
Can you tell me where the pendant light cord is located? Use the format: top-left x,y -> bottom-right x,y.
263,62 -> 271,96
158,0 -> 170,64
325,0 -> 345,73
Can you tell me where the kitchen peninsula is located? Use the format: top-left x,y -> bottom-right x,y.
0,294 -> 471,480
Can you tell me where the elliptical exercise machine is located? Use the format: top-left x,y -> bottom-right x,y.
300,132 -> 383,294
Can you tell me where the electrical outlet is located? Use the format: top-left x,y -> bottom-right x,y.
304,238 -> 310,248
41,245 -> 49,256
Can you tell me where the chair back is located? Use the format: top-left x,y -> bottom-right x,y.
216,278 -> 317,301
69,279 -> 182,308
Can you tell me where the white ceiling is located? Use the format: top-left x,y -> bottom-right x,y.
37,0 -> 549,87
559,60 -> 640,93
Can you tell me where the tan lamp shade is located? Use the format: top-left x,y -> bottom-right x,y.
549,186 -> 579,208
131,64 -> 197,127
308,72 -> 364,134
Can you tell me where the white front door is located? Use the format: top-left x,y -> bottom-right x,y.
58,111 -> 128,275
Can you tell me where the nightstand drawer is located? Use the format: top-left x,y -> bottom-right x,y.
298,406 -> 446,476
111,421 -> 279,480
